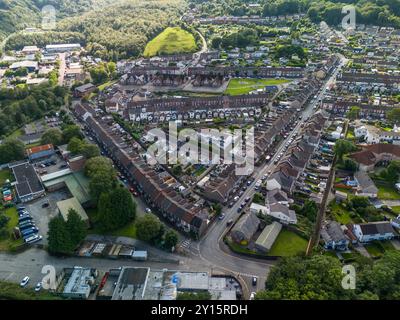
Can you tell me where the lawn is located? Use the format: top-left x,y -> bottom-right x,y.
143,27 -> 197,58
225,78 -> 290,96
0,169 -> 12,185
98,80 -> 118,92
391,206 -> 400,215
0,207 -> 24,251
365,242 -> 384,258
375,181 -> 400,200
268,229 -> 308,257
6,128 -> 23,139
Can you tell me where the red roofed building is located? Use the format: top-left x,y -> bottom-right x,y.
26,144 -> 55,161
350,144 -> 400,171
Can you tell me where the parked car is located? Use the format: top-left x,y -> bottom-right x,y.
250,292 -> 256,300
252,276 -> 258,286
42,202 -> 49,208
34,282 -> 42,292
145,208 -> 152,214
20,276 -> 30,287
218,214 -> 225,221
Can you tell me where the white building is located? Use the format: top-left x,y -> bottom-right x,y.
353,222 -> 396,242
250,202 -> 297,224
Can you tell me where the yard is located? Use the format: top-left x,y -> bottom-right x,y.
365,241 -> 397,258
143,27 -> 197,58
0,207 -> 24,251
225,78 -> 290,96
375,181 -> 400,200
329,201 -> 353,224
268,229 -> 308,257
0,169 -> 12,185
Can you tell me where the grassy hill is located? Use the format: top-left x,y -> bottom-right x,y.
143,26 -> 197,57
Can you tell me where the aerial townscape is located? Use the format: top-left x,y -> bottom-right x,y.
1,0 -> 400,305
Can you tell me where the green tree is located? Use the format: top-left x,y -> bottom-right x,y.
0,138 -> 26,164
136,215 -> 162,243
256,255 -> 354,300
48,215 -> 74,255
97,187 -> 136,231
65,208 -> 87,246
334,139 -> 357,163
85,156 -> 117,202
62,124 -> 83,143
41,128 -> 63,146
164,229 -> 178,250
67,137 -> 84,155
346,106 -> 361,120
387,108 -> 400,124
80,143 -> 100,159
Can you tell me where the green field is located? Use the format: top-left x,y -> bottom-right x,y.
225,78 -> 290,96
268,229 -> 308,257
143,27 -> 197,58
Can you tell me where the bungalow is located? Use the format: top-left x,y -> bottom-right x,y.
352,221 -> 396,242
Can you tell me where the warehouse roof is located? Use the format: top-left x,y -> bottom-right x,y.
255,221 -> 282,251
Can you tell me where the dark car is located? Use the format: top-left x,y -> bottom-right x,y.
252,277 -> 258,286
42,202 -> 49,208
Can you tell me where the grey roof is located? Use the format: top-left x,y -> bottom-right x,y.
112,267 -> 150,300
355,171 -> 378,194
11,162 -> 44,198
231,212 -> 260,242
359,221 -> 395,235
255,221 -> 282,251
321,220 -> 347,243
269,203 -> 297,221
267,188 -> 289,203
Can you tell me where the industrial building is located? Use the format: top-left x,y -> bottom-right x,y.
26,144 -> 55,161
46,43 -> 81,53
62,267 -> 97,299
9,161 -> 45,202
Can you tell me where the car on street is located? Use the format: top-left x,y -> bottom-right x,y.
226,219 -> 233,226
129,187 -> 139,196
42,202 -> 49,208
20,276 -> 30,287
252,276 -> 258,286
250,292 -> 256,300
145,208 -> 152,214
218,214 -> 225,220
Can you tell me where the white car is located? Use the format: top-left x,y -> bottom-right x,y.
34,282 -> 42,292
250,292 -> 256,300
145,208 -> 152,214
20,276 -> 30,287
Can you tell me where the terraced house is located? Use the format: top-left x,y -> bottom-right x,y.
75,104 -> 209,237
127,94 -> 269,123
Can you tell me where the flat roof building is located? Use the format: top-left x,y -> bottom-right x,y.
57,197 -> 89,224
10,161 -> 45,202
26,144 -> 54,161
63,267 -> 95,299
112,267 -> 150,300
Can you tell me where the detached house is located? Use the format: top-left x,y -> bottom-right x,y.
353,222 -> 396,242
321,220 -> 349,251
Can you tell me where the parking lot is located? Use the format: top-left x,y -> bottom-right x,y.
24,189 -> 72,245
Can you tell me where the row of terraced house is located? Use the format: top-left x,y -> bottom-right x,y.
75,104 -> 209,237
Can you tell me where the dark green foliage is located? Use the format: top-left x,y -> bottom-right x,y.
0,84 -> 67,139
41,128 -> 63,146
97,187 -> 136,231
164,229 -> 179,250
136,215 -> 163,243
0,138 -> 26,165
